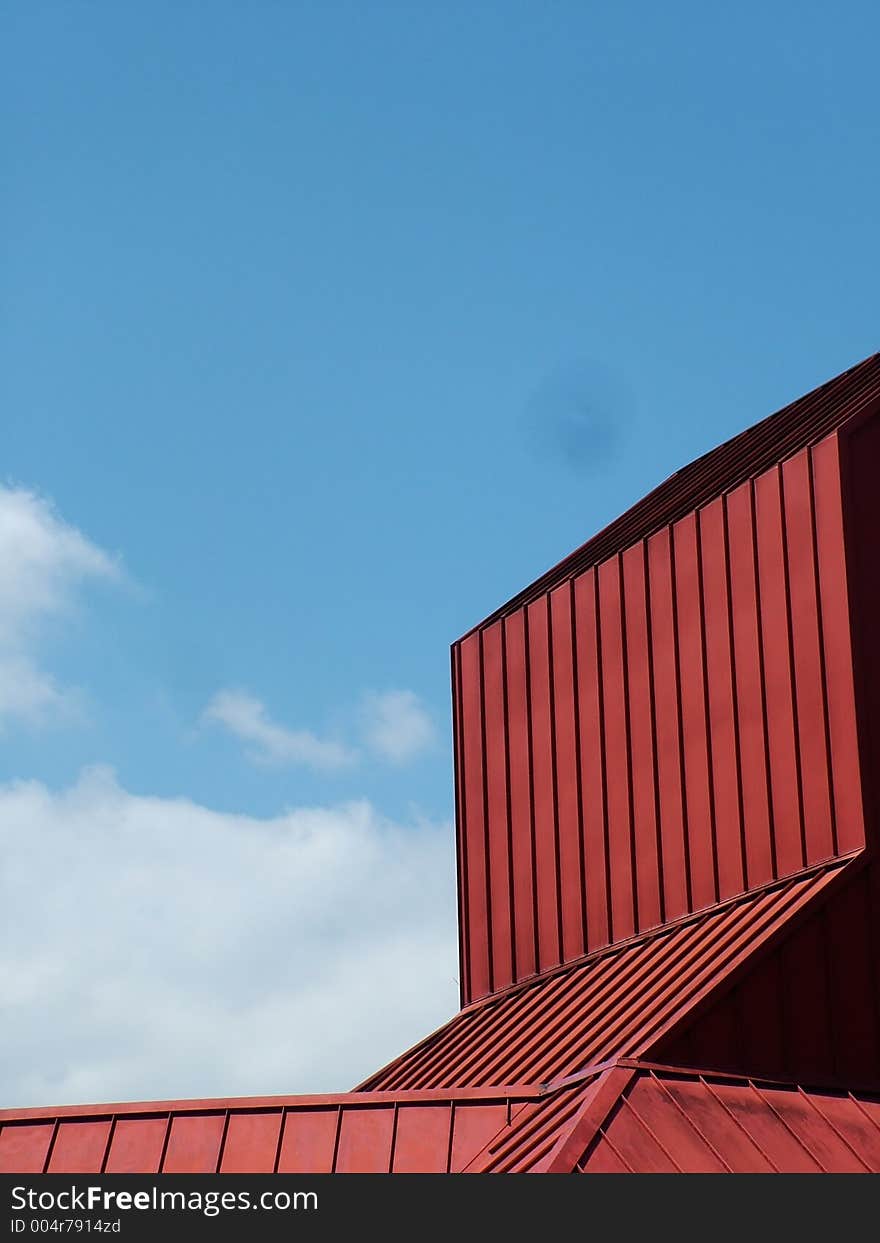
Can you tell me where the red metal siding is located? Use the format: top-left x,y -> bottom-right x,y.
162,1113 -> 225,1173
276,1109 -> 338,1173
812,435 -> 863,852
47,1120 -> 112,1173
527,597 -> 562,973
647,527 -> 690,921
0,1124 -> 54,1174
455,433 -> 863,1001
457,632 -> 491,999
104,1117 -> 167,1173
551,581 -> 589,963
390,1105 -> 450,1173
574,570 -> 611,948
841,411 -> 880,837
504,609 -> 538,983
0,1092 -> 544,1175
219,1111 -> 283,1173
656,859 -> 880,1087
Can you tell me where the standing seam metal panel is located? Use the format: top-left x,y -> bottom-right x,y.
454,430 -> 863,1003
581,1071 -> 880,1173
656,859 -> 880,1086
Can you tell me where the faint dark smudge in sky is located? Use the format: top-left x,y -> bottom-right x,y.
524,360 -> 635,475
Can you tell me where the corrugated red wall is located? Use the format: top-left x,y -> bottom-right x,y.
453,431 -> 865,1003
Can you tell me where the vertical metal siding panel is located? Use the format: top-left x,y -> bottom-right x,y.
725,482 -> 775,887
391,1105 -> 452,1173
47,1121 -> 112,1173
736,952 -> 785,1077
598,557 -> 636,940
458,631 -> 492,1000
754,467 -> 805,876
526,597 -> 562,971
699,498 -> 746,900
482,621 -> 514,991
781,450 -> 835,864
550,583 -> 587,962
825,871 -> 877,1081
672,513 -> 717,910
844,414 -> 880,843
276,1110 -> 339,1173
104,1117 -> 168,1173
573,570 -> 610,950
779,915 -> 833,1078
646,529 -> 690,922
812,433 -> 864,854
0,1124 -> 55,1173
334,1107 -> 395,1173
162,1114 -> 225,1173
685,990 -> 740,1072
621,543 -> 662,932
449,1104 -> 509,1172
219,1112 -> 283,1173
451,644 -> 471,1005
504,610 -> 538,981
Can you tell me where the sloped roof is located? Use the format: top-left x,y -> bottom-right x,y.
577,1062 -> 880,1173
470,350 -> 880,631
461,1072 -> 612,1173
360,862 -> 843,1091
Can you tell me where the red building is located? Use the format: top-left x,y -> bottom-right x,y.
4,354 -> 880,1173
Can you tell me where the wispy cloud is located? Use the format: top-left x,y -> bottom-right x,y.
202,687 -> 436,771
360,689 -> 436,764
202,689 -> 356,770
0,486 -> 120,727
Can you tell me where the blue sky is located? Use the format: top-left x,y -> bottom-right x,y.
2,2 -> 879,1105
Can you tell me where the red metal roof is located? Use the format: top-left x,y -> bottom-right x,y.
360,862 -> 844,1091
578,1063 -> 880,1173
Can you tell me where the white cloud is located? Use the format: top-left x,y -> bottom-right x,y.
202,689 -> 356,770
361,689 -> 436,764
0,487 -> 119,726
201,687 -> 436,771
0,767 -> 459,1108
